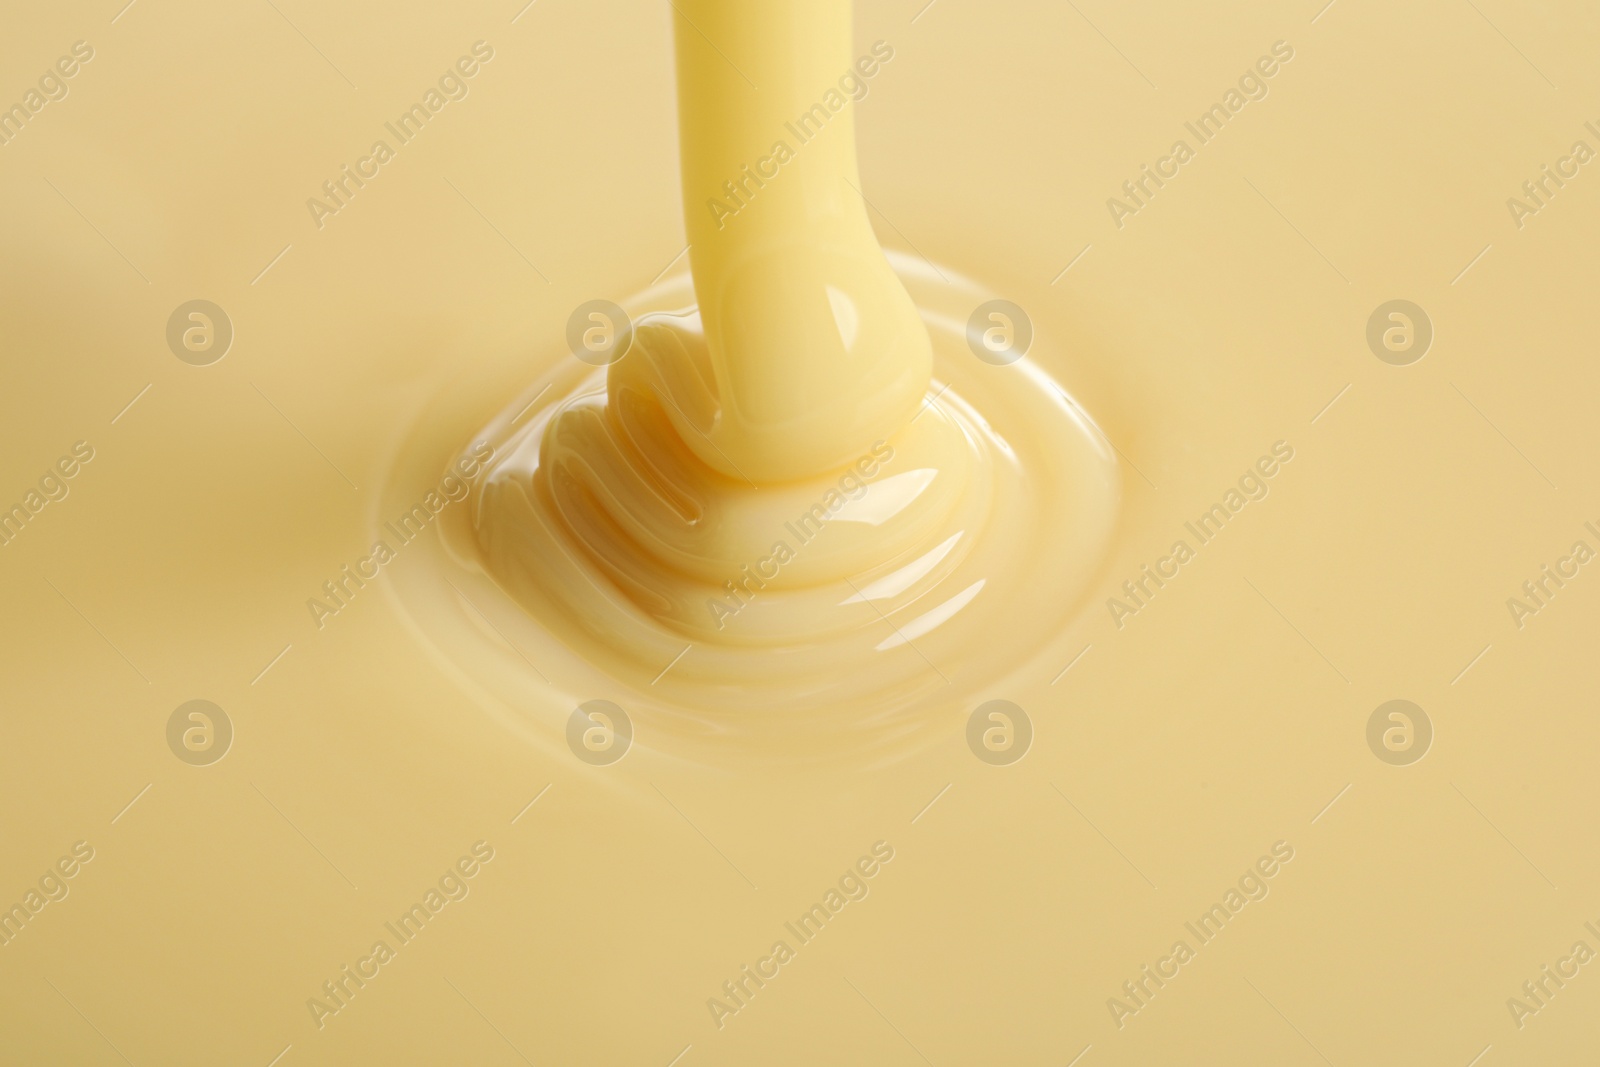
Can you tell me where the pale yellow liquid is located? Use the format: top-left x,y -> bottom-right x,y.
459,0 -> 1118,735
4,2 -> 1598,1065
667,0 -> 932,483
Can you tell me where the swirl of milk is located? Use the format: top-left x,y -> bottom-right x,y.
446,0 -> 1119,743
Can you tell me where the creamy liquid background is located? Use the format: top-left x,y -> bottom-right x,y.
3,1 -> 1600,1064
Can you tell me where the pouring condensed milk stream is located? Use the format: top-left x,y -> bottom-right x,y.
451,0 -> 1120,743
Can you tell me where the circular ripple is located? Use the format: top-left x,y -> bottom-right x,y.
387,253 -> 1119,763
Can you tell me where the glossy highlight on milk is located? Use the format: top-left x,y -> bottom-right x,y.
445,0 -> 1119,747
669,3 -> 927,482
